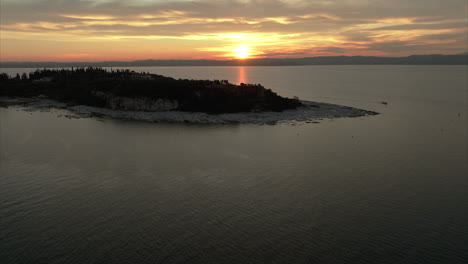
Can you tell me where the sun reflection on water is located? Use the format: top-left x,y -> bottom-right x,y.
236,66 -> 248,84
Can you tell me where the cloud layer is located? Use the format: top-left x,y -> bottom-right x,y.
1,0 -> 466,61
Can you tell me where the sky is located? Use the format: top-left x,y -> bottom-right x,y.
0,0 -> 467,61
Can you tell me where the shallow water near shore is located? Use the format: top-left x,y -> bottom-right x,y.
1,65 -> 467,263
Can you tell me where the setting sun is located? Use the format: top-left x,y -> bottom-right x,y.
234,46 -> 250,59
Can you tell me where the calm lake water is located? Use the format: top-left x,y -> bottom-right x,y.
1,66 -> 467,263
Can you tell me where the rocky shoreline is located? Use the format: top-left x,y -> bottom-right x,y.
0,97 -> 378,125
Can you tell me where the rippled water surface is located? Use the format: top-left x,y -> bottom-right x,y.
1,66 -> 467,263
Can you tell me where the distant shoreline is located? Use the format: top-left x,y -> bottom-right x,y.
1,54 -> 467,68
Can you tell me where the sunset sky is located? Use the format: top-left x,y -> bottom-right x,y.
1,0 -> 467,61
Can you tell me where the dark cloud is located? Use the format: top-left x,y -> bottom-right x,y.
317,47 -> 347,54
374,22 -> 467,31
367,39 -> 465,54
260,51 -> 308,57
416,32 -> 467,41
2,0 -> 466,23
339,31 -> 374,43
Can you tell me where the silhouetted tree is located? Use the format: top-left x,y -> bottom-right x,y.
0,73 -> 9,81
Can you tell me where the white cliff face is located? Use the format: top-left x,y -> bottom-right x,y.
92,91 -> 178,111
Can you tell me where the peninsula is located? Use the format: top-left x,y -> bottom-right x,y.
0,68 -> 377,124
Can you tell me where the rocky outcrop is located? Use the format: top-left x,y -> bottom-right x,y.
92,91 -> 178,111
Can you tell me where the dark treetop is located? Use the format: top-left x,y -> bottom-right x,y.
0,68 -> 301,113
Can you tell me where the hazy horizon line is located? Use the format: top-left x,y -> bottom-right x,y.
2,53 -> 467,64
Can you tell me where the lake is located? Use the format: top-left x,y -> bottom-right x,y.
1,66 -> 467,263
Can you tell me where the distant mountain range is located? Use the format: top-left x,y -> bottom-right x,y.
1,54 -> 467,68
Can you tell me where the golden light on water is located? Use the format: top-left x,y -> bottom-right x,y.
237,66 -> 247,84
